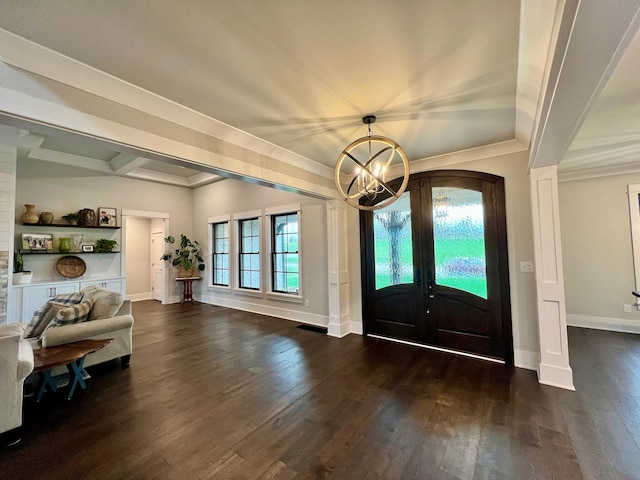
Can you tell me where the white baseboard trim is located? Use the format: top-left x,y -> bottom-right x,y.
567,313 -> 640,334
200,293 -> 329,328
538,362 -> 575,391
127,292 -> 152,302
514,349 -> 540,371
350,321 -> 363,335
164,295 -> 181,305
327,322 -> 350,338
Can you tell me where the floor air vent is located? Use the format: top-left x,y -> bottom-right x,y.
296,324 -> 328,334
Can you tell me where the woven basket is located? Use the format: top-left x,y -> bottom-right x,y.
177,267 -> 194,278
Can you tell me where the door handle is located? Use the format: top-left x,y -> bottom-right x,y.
426,270 -> 435,298
415,268 -> 421,286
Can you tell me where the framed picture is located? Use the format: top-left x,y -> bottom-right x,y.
22,233 -> 53,251
81,244 -> 94,252
98,207 -> 117,227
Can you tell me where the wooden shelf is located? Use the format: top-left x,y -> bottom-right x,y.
20,250 -> 120,255
21,223 -> 120,230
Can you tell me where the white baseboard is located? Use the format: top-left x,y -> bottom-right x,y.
350,321 -> 363,335
514,349 -> 540,372
538,362 -> 575,390
164,295 -> 181,305
567,313 -> 640,334
127,292 -> 152,302
200,293 -> 329,328
327,322 -> 350,338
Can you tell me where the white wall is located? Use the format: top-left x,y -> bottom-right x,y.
15,158 -> 193,284
125,217 -> 151,300
559,173 -> 640,332
192,178 -> 329,325
347,150 -> 540,368
16,159 -> 193,235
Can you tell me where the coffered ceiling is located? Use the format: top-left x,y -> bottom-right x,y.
0,0 -> 638,186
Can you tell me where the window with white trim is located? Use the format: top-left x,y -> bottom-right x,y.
271,212 -> 300,294
211,221 -> 230,286
239,217 -> 260,290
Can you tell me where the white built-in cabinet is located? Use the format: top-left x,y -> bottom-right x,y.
10,222 -> 126,323
20,282 -> 79,322
12,278 -> 126,323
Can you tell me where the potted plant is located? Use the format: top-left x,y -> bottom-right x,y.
94,238 -> 118,253
13,251 -> 32,284
62,212 -> 80,225
161,234 -> 205,277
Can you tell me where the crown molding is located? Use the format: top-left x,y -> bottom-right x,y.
558,161 -> 640,183
407,139 -> 527,173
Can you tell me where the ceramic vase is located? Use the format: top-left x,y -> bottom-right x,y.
39,211 -> 54,225
58,237 -> 72,253
20,204 -> 39,224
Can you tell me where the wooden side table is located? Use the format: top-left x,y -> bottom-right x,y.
33,338 -> 112,401
176,276 -> 201,303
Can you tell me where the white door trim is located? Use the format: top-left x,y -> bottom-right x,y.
122,210 -> 170,304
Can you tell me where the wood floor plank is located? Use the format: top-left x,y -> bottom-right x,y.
2,302 -> 640,479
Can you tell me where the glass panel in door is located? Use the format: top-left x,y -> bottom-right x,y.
373,191 -> 414,290
432,187 -> 487,298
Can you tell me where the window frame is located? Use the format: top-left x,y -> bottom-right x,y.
266,204 -> 302,303
234,210 -> 263,295
209,216 -> 231,288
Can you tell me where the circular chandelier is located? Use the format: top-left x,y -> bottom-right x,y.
334,115 -> 409,211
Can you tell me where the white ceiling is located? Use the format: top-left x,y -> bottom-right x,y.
0,0 -> 637,185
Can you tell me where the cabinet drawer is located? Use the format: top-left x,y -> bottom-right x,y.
21,283 -> 80,321
80,279 -> 125,295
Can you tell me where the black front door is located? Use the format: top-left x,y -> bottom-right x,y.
361,170 -> 513,363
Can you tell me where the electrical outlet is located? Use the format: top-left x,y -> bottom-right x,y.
624,304 -> 632,313
304,299 -> 309,307
520,261 -> 534,273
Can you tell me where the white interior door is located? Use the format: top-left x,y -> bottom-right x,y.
152,231 -> 165,301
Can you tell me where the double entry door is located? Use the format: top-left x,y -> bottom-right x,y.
360,170 -> 513,363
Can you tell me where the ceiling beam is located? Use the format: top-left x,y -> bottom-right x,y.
186,172 -> 222,188
0,124 -> 43,148
0,27 -> 333,180
124,168 -> 190,187
530,0 -> 640,168
27,147 -> 113,173
110,153 -> 150,174
515,0 -> 561,149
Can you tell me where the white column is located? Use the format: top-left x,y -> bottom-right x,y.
326,200 -> 350,337
530,166 -> 574,390
0,145 -> 16,324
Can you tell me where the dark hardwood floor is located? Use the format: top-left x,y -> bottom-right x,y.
2,301 -> 640,479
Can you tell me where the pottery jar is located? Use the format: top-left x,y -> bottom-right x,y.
20,204 -> 39,224
39,212 -> 54,225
